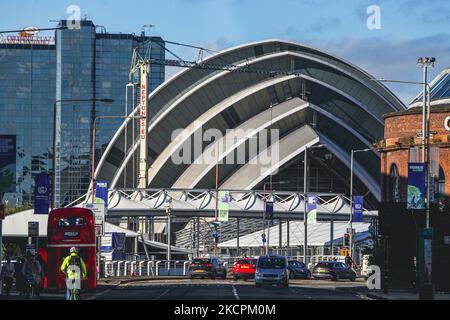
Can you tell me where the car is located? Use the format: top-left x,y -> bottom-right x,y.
312,261 -> 356,281
255,255 -> 289,288
287,260 -> 311,279
232,258 -> 257,281
188,257 -> 227,280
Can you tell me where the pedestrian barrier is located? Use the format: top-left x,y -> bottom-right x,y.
101,255 -> 355,278
139,261 -> 146,276
183,261 -> 189,275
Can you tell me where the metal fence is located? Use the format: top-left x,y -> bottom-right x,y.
102,255 -> 349,278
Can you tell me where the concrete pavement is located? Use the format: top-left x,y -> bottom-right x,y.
366,289 -> 450,300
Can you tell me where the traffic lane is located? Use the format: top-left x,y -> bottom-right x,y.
95,279 -> 366,300
96,281 -> 236,300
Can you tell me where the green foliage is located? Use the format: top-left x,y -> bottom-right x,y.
2,243 -> 16,259
5,202 -> 32,216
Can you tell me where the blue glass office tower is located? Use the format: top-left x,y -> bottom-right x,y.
0,20 -> 165,207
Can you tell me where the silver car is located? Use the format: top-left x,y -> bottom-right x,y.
255,255 -> 289,288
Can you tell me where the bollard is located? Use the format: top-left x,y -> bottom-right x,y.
183,261 -> 189,275
156,261 -> 161,276
117,261 -> 124,277
105,261 -> 113,278
147,261 -> 152,276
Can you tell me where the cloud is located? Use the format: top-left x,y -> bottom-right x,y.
310,34 -> 450,104
282,17 -> 341,37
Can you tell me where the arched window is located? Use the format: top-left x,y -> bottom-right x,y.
390,164 -> 400,203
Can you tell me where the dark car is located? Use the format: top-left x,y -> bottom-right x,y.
312,261 -> 356,281
287,260 -> 310,279
255,255 -> 289,288
188,257 -> 227,280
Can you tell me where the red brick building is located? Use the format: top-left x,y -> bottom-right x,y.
380,106 -> 450,207
377,69 -> 450,290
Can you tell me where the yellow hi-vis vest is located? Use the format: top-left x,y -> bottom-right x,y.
60,253 -> 87,280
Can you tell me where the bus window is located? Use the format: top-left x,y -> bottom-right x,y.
58,217 -> 85,227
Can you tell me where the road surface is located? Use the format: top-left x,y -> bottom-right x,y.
89,278 -> 370,300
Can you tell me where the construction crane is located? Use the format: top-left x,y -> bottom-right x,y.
127,38 -> 313,253
129,38 -> 309,189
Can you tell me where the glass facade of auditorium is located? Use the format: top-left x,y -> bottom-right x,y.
0,20 -> 165,207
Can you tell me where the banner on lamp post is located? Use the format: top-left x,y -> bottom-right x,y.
95,181 -> 108,209
218,191 -> 230,222
265,201 -> 274,220
34,172 -> 50,214
353,196 -> 364,223
407,163 -> 426,210
307,194 -> 317,224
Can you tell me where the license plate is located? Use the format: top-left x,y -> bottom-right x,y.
318,268 -> 325,272
195,270 -> 205,273
64,231 -> 79,237
241,266 -> 249,269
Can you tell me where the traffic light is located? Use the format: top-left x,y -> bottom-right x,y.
344,233 -> 350,247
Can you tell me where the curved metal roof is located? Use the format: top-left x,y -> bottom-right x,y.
93,39 -> 406,204
410,68 -> 450,108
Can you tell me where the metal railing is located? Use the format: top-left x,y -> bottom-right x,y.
102,255 -> 351,278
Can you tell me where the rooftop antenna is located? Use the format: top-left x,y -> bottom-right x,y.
141,24 -> 156,36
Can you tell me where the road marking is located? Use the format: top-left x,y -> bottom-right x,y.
153,288 -> 171,300
86,287 -> 115,300
232,285 -> 240,300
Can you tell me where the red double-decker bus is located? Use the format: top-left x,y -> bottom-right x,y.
46,208 -> 97,290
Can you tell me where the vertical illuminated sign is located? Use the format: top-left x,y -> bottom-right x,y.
139,61 -> 149,189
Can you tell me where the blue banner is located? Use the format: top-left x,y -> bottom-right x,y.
34,172 -> 50,214
0,135 -> 16,194
307,194 -> 317,224
112,232 -> 126,261
353,196 -> 364,222
407,163 -> 426,210
265,201 -> 274,220
95,181 -> 108,208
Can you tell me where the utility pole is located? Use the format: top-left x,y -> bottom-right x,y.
303,146 -> 308,264
303,144 -> 325,263
166,198 -> 172,274
349,148 -> 372,257
417,56 -> 435,300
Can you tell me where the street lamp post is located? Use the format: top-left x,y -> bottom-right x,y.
417,57 -> 435,229
52,98 -> 113,209
372,58 -> 435,299
90,115 -> 137,204
303,144 -> 326,264
166,198 -> 172,275
262,181 -> 288,255
371,75 -> 433,228
349,148 -> 372,257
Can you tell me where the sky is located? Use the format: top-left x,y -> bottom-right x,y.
1,0 -> 449,104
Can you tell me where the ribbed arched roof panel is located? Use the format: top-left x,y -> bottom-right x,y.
93,39 -> 406,205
